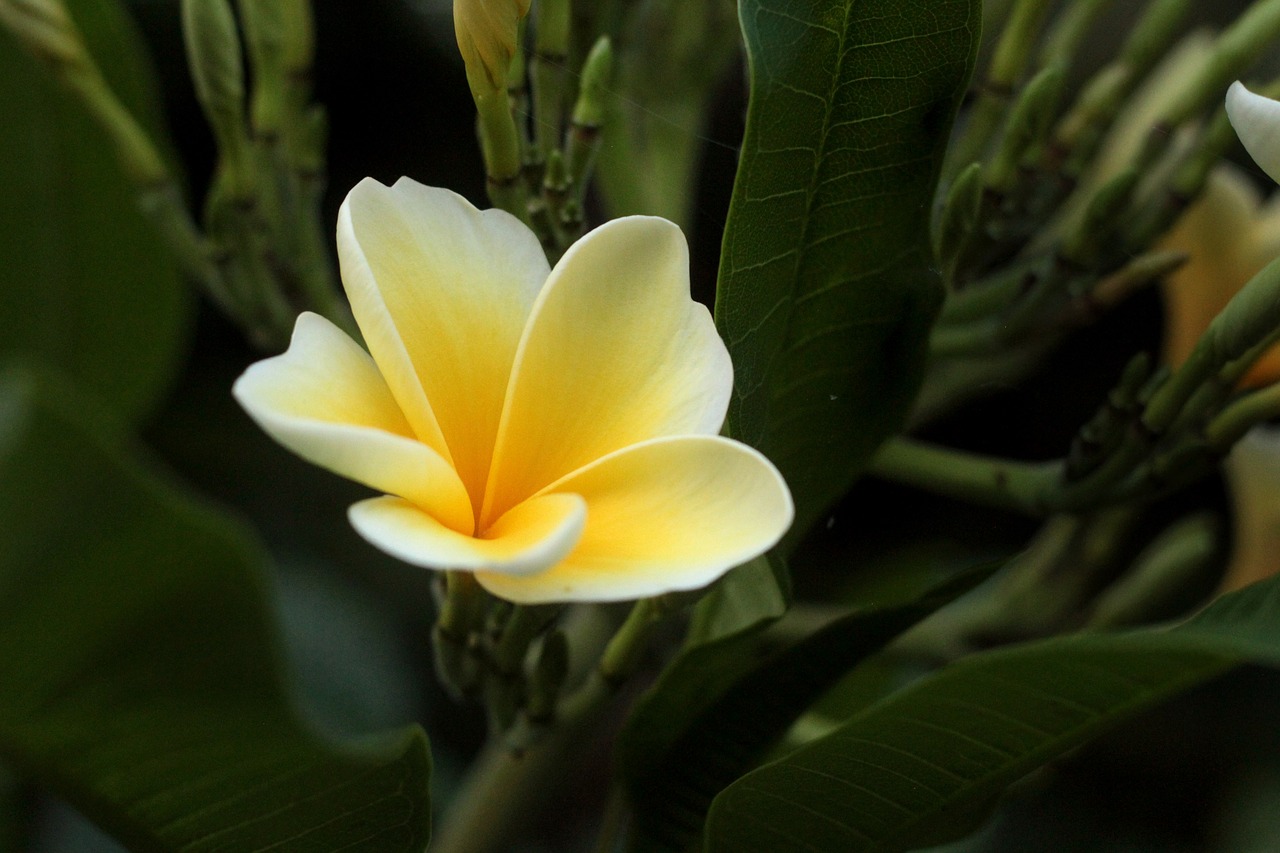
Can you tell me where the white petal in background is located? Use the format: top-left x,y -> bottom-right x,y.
1223,425 -> 1280,592
1227,81 -> 1280,187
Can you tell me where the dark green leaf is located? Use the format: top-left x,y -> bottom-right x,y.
0,370 -> 431,852
621,561 -> 998,852
715,0 -> 980,539
685,555 -> 790,648
0,0 -> 189,425
703,575 -> 1280,853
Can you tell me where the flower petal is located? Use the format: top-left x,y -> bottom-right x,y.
338,177 -> 549,505
475,435 -> 793,604
1160,165 -> 1262,367
349,492 -> 585,577
233,312 -> 475,534
482,216 -> 732,525
1227,81 -> 1280,186
1222,425 -> 1280,592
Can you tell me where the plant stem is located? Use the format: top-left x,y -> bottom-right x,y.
869,436 -> 1061,515
592,788 -> 629,853
433,599 -> 665,853
430,723 -> 591,853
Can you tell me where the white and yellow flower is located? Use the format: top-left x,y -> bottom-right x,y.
233,177 -> 793,604
1151,79 -> 1280,386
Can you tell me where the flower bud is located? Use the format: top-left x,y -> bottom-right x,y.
0,0 -> 81,66
182,0 -> 245,130
182,0 -> 255,196
453,0 -> 531,96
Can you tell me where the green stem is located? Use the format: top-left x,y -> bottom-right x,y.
1206,383 -> 1280,451
592,787 -> 629,853
431,724 -> 593,853
868,436 -> 1061,515
946,0 -> 1053,175
434,599 -> 666,853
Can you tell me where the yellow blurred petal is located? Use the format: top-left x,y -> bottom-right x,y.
482,216 -> 732,526
1160,165 -> 1262,367
350,491 -> 585,577
233,313 -> 474,534
1227,81 -> 1280,187
1221,426 -> 1280,592
1240,192 -> 1280,274
338,177 -> 549,509
476,436 -> 793,604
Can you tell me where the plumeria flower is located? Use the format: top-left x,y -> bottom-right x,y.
233,178 -> 793,604
1141,78 -> 1280,386
1207,81 -> 1280,594
1072,45 -> 1280,385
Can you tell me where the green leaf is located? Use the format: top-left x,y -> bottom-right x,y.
703,575 -> 1280,853
0,370 -> 431,852
620,561 -> 998,852
685,555 -> 790,648
715,0 -> 980,538
0,0 -> 189,425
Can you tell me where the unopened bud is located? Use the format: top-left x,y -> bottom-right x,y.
988,65 -> 1064,192
279,0 -> 314,77
454,0 -> 531,96
565,36 -> 612,202
571,36 -> 613,131
182,0 -> 254,195
235,0 -> 285,134
183,0 -> 244,128
525,629 -> 569,723
1065,168 -> 1138,263
935,162 -> 984,276
0,0 -> 80,65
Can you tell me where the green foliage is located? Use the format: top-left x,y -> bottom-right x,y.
593,0 -> 741,228
0,0 -> 189,426
620,562 -> 999,852
702,575 -> 1280,853
0,371 -> 431,852
715,0 -> 981,540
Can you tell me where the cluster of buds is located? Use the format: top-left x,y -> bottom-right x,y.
0,0 -> 349,349
453,0 -> 613,257
181,0 -> 347,348
433,572 -> 675,749
924,0 -> 1280,421
875,0 -> 1280,645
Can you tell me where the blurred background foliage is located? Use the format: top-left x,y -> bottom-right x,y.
4,0 -> 1280,850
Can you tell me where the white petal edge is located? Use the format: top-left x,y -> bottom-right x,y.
233,312 -> 474,534
1227,81 -> 1280,186
476,435 -> 794,604
349,492 -> 586,578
